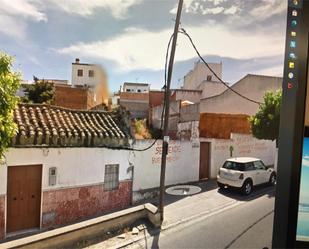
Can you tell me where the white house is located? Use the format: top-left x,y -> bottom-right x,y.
71,58 -> 107,88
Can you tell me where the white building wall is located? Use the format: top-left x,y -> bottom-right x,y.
132,140 -> 200,191
203,133 -> 276,179
200,74 -> 282,115
123,84 -> 150,93
72,64 -> 105,87
198,81 -> 227,99
1,147 -> 132,195
183,62 -> 222,90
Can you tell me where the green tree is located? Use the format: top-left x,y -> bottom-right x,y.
0,53 -> 21,159
23,76 -> 54,104
250,90 -> 282,146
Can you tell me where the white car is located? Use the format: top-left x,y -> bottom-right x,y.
216,157 -> 276,195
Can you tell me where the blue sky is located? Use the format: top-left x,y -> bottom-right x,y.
300,138 -> 309,204
0,0 -> 287,92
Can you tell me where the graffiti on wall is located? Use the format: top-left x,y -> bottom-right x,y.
151,140 -> 182,165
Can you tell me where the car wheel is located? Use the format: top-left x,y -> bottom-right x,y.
241,180 -> 252,195
269,173 -> 276,186
217,182 -> 225,189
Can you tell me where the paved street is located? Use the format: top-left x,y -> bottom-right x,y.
126,186 -> 275,249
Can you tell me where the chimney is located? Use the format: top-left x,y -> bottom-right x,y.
75,58 -> 80,64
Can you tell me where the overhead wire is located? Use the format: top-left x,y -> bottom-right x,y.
179,28 -> 262,105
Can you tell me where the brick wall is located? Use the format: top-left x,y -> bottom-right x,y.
54,85 -> 109,110
199,113 -> 251,139
0,195 -> 5,240
41,180 -> 132,229
54,85 -> 88,110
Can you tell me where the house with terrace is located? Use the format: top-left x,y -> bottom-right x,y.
0,104 -> 132,239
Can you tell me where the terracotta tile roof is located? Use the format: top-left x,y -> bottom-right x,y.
12,104 -> 129,147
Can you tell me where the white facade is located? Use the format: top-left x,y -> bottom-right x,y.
132,140 -> 200,191
71,59 -> 106,87
123,83 -> 150,93
1,147 -> 132,195
183,61 -> 223,90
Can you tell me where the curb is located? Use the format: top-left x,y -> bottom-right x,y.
112,187 -> 275,249
111,200 -> 239,249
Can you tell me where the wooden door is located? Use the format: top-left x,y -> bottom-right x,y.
200,142 -> 210,180
7,165 -> 42,233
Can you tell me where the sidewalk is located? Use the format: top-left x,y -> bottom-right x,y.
85,180 -> 256,249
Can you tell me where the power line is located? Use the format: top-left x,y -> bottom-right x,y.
179,28 -> 262,105
119,33 -> 174,152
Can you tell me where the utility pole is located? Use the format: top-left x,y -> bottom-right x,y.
159,0 -> 183,223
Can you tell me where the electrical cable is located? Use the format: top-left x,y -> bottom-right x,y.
119,33 -> 174,152
179,28 -> 262,105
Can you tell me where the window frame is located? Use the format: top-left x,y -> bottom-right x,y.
77,69 -> 83,77
104,164 -> 119,191
88,70 -> 95,78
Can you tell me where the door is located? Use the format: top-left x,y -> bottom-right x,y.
199,142 -> 210,180
253,161 -> 268,185
254,160 -> 269,184
7,165 -> 42,233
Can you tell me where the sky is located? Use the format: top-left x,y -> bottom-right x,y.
0,0 -> 287,92
300,138 -> 309,204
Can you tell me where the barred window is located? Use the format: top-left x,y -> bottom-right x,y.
104,164 -> 119,191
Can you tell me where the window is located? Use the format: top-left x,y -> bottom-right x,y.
245,162 -> 255,171
88,70 -> 94,77
126,89 -> 131,92
104,164 -> 119,191
207,75 -> 212,81
137,89 -> 141,92
254,160 -> 266,170
77,69 -> 83,77
222,161 -> 245,171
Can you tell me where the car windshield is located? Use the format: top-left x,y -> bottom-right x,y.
222,161 -> 245,171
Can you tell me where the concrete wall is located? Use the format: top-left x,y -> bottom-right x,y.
131,140 -> 200,202
174,90 -> 202,103
0,147 -> 133,238
119,92 -> 149,119
180,103 -> 200,122
203,133 -> 276,179
200,74 -> 282,115
198,81 -> 227,99
178,121 -> 200,141
152,101 -> 181,130
183,62 -> 222,90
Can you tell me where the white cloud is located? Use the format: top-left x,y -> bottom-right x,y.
250,0 -> 286,21
57,22 -> 285,72
0,0 -> 46,22
45,0 -> 142,19
202,7 -> 224,15
303,158 -> 309,167
0,0 -> 46,38
224,6 -> 238,15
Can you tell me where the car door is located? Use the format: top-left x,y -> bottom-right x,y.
245,162 -> 259,185
253,160 -> 269,184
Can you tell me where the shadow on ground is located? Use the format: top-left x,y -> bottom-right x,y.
217,184 -> 275,202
